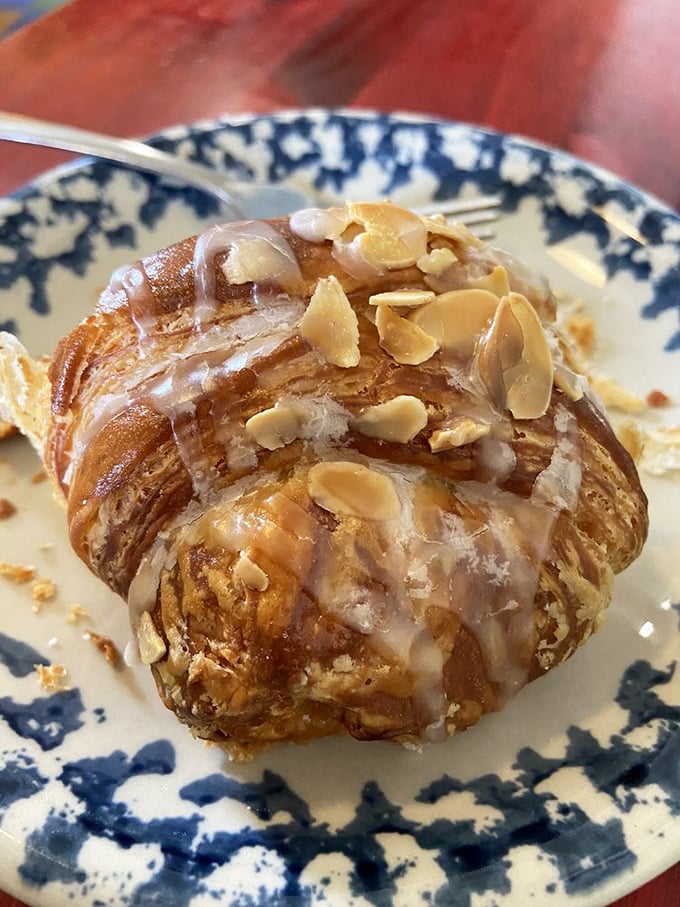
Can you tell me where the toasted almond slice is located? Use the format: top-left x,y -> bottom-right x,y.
233,552 -> 269,591
352,395 -> 428,443
469,266 -> 511,298
300,275 -> 360,367
245,406 -> 301,450
429,417 -> 491,451
222,238 -> 295,285
409,288 -> 499,358
477,292 -> 554,419
420,215 -> 482,247
346,201 -> 428,270
308,461 -> 401,520
553,363 -> 585,401
417,247 -> 458,275
368,289 -> 436,308
375,304 -> 439,365
137,611 -> 167,665
347,201 -> 424,237
356,231 -> 417,270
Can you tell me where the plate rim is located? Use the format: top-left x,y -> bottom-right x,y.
0,107 -> 678,907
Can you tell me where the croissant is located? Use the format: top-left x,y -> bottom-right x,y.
0,201 -> 648,760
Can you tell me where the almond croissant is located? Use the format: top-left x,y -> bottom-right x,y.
0,202 -> 648,760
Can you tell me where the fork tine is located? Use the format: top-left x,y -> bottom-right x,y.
414,193 -> 502,219
444,208 -> 498,226
413,193 -> 502,239
471,226 -> 495,241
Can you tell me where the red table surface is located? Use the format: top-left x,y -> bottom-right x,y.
0,1 -> 678,905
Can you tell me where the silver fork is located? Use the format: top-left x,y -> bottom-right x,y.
0,111 -> 501,231
415,197 -> 501,239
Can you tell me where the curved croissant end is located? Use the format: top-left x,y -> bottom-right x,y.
0,331 -> 51,460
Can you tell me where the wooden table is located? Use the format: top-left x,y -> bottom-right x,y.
0,1 -> 678,905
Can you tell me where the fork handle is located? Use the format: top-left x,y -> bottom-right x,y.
0,111 -> 243,212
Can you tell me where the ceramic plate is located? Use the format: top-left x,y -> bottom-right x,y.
0,110 -> 678,907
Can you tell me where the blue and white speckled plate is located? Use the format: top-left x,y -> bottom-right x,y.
0,110 -> 679,907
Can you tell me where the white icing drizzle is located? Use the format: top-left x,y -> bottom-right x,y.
87,209 -> 589,744
446,482 -> 556,696
475,434 -> 517,484
127,534 -> 177,629
192,221 -> 301,329
531,404 -> 582,511
289,207 -> 349,243
144,330 -> 292,497
108,262 -> 157,347
69,299 -> 303,497
121,401 -> 584,737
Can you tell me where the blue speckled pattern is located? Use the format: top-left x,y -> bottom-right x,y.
0,111 -> 679,906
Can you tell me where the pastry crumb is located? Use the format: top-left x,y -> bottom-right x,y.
0,498 -> 17,519
640,425 -> 680,476
31,577 -> 57,604
589,374 -> 646,413
31,470 -> 47,484
0,559 -> 35,583
34,662 -> 70,691
563,312 -> 596,359
67,603 -> 90,624
646,388 -> 672,408
84,630 -> 121,666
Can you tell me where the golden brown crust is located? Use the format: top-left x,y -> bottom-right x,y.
42,202 -> 648,759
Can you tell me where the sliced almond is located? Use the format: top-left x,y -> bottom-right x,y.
351,395 -> 428,443
429,417 -> 491,451
233,552 -> 269,591
222,238 -> 294,285
417,247 -> 457,276
375,304 -> 439,365
346,202 -> 428,270
308,461 -> 401,521
356,231 -> 418,270
476,292 -> 554,420
137,610 -> 167,665
245,406 -> 301,450
469,266 -> 511,298
409,288 -> 500,358
420,215 -> 482,247
300,275 -> 360,367
368,289 -> 435,308
553,363 -> 585,401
